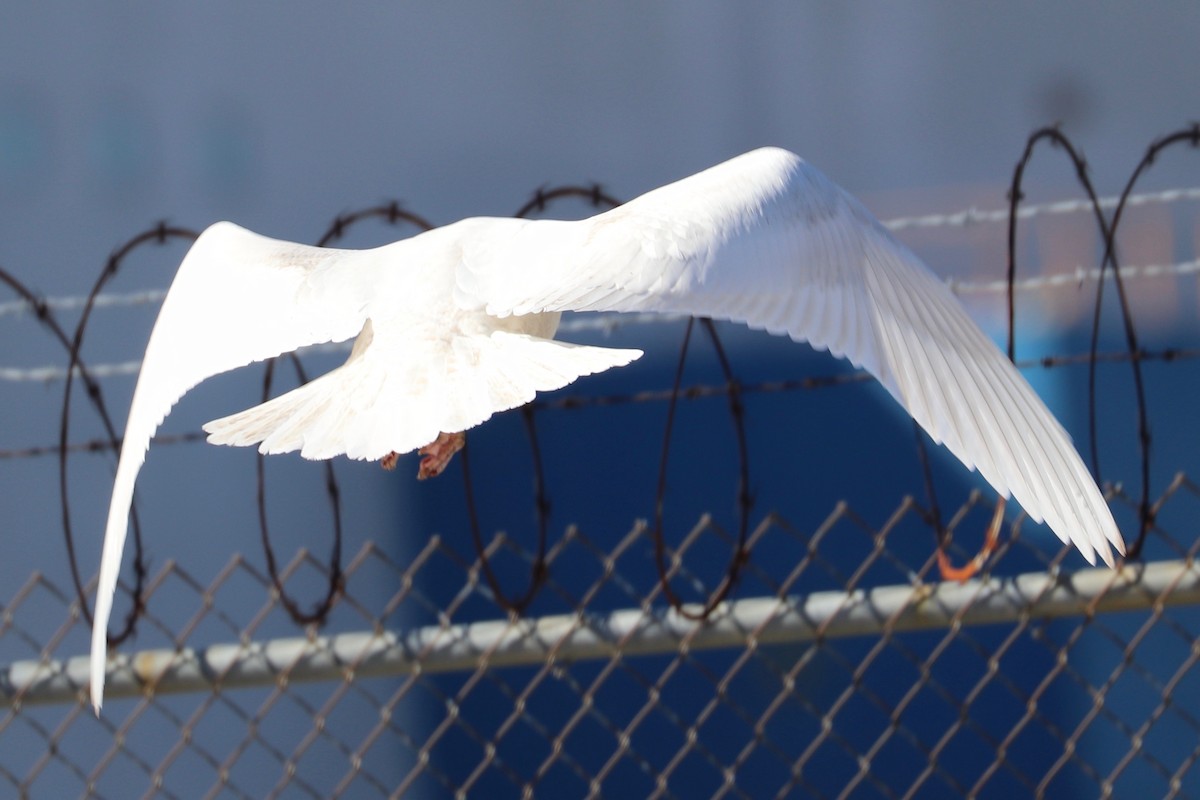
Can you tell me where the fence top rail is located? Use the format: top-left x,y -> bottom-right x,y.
5,557 -> 1194,709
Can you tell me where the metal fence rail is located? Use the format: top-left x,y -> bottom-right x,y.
6,555 -> 1200,710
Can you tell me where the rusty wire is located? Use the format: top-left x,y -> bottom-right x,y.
1006,123 -> 1200,560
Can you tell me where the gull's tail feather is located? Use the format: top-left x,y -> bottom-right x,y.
205,327 -> 643,464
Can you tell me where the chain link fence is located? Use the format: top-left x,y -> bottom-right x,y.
2,483 -> 1199,798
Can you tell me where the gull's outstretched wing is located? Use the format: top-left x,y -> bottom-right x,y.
91,223 -> 381,711
92,220 -> 640,711
455,147 -> 1125,568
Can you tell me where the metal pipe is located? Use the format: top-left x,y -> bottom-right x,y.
3,558 -> 1195,708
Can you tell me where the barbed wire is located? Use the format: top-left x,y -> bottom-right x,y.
1005,123 -> 1200,560
5,182 -> 1199,329
1,127 -> 1198,657
2,344 -> 1198,462
0,287 -> 167,321
884,184 -> 1200,231
3,250 -> 1198,386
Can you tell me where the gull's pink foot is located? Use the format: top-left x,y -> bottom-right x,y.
380,451 -> 400,471
417,431 -> 466,480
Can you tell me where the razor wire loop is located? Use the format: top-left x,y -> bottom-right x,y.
1092,124 -> 1200,559
256,354 -> 346,624
458,406 -> 551,614
1007,124 -> 1200,560
652,317 -> 753,621
1008,127 -> 1145,561
0,268 -> 130,623
79,224 -> 201,644
4,222 -> 200,648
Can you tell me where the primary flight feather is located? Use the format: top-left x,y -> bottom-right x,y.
91,147 -> 1124,711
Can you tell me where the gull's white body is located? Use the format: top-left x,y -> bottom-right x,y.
92,147 -> 1124,711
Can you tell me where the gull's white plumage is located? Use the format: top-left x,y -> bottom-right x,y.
92,147 -> 1124,711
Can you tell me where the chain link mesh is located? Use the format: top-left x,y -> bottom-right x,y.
1,476 -> 1198,798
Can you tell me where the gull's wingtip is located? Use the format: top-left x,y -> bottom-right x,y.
1092,499 -> 1124,567
1099,547 -> 1115,569
90,614 -> 107,714
91,447 -> 142,718
1079,541 -> 1099,567
1078,516 -> 1121,569
89,646 -> 105,715
1099,527 -> 1123,568
1110,525 -> 1128,558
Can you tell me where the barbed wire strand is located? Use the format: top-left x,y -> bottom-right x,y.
4,284 -> 1200,388
3,345 -> 1197,462
1006,123 -> 1200,561
7,182 -> 1200,325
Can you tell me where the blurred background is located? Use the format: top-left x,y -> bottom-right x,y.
2,3 -> 1199,798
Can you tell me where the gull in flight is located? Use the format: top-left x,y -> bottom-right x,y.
91,147 -> 1124,711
